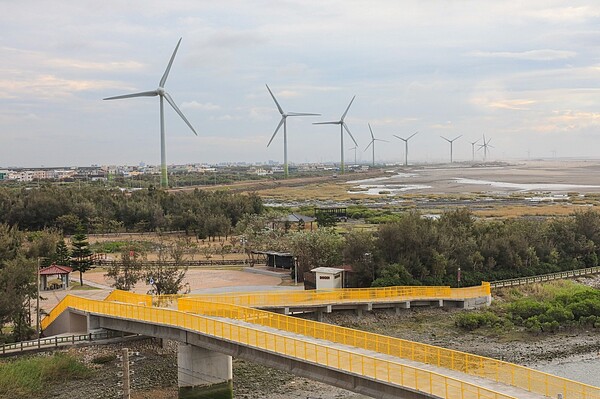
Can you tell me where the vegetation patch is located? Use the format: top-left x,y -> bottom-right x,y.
0,353 -> 91,398
456,281 -> 600,333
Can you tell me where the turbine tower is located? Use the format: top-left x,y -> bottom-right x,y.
478,135 -> 493,161
393,131 -> 418,166
364,124 -> 389,167
103,38 -> 197,189
313,96 -> 358,174
441,135 -> 462,163
470,139 -> 480,162
266,84 -> 320,178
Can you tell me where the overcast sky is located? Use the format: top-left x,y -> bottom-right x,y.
2,1 -> 600,167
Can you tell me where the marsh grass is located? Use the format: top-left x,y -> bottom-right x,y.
0,353 -> 91,397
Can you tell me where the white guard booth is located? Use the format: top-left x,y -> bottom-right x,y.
312,267 -> 345,290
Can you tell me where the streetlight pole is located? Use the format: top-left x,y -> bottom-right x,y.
36,258 -> 41,341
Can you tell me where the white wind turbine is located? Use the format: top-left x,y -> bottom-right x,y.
266,85 -> 320,178
470,139 -> 480,162
348,146 -> 358,165
103,38 -> 197,189
364,123 -> 389,166
313,96 -> 358,174
441,135 -> 462,163
393,131 -> 418,166
478,135 -> 494,161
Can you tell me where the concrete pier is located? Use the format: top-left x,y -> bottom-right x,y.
177,343 -> 233,399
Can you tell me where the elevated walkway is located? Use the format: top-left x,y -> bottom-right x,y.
39,284 -> 599,399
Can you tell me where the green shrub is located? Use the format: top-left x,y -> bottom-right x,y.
507,299 -> 549,320
567,299 -> 600,320
455,311 -> 501,331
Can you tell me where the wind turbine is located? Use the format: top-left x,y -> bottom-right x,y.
313,96 -> 358,174
266,84 -> 320,178
441,135 -> 462,163
393,131 -> 418,166
103,38 -> 197,189
469,139 -> 480,162
478,135 -> 494,161
364,124 -> 389,167
348,146 -> 358,165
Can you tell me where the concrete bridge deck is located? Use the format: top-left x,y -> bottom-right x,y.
39,285 -> 600,399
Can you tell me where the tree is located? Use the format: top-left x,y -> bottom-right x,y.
105,247 -> 144,291
145,240 -> 189,295
52,239 -> 71,266
70,230 -> 93,285
342,230 -> 377,287
288,229 -> 343,282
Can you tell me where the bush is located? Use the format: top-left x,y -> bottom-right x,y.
507,299 -> 549,320
455,311 -> 500,331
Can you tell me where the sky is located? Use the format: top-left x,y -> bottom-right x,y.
1,1 -> 600,167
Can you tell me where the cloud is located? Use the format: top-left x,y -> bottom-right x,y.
488,99 -> 536,110
470,49 -> 576,61
181,101 -> 221,111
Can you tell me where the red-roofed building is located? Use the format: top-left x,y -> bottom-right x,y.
39,264 -> 73,290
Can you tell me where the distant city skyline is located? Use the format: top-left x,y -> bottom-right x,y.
2,1 -> 600,167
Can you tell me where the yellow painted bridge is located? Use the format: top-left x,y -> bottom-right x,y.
41,283 -> 599,399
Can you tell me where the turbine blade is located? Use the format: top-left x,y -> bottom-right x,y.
160,38 -> 182,88
103,90 -> 158,100
265,84 -> 284,115
341,95 -> 356,121
287,112 -> 321,116
453,135 -> 462,141
393,134 -> 407,142
364,141 -> 373,151
313,121 -> 339,125
375,139 -> 389,143
407,131 -> 418,140
164,92 -> 198,136
343,122 -> 358,146
368,123 -> 374,141
441,136 -> 450,142
267,118 -> 285,147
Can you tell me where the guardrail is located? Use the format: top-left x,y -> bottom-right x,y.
1,330 -> 120,355
94,259 -> 250,268
490,266 -> 600,289
179,297 -> 599,399
184,283 -> 490,307
41,295 -> 516,399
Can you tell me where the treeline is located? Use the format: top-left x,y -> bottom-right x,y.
0,186 -> 263,237
371,208 -> 600,287
241,208 -> 600,287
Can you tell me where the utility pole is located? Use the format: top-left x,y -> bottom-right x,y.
121,348 -> 131,399
36,258 -> 41,344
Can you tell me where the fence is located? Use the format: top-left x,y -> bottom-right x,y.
184,283 -> 491,307
94,259 -> 249,268
1,330 -> 120,355
178,297 -> 600,399
41,294 -> 516,399
490,266 -> 600,289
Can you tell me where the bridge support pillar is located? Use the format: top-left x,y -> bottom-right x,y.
177,343 -> 232,399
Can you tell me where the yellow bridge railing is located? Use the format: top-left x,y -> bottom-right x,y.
184,283 -> 491,307
42,294 -> 515,399
178,295 -> 599,399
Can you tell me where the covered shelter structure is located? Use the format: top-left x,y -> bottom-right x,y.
39,264 -> 73,290
272,213 -> 316,231
250,251 -> 295,269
